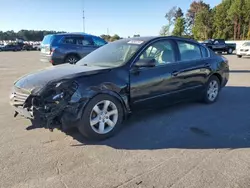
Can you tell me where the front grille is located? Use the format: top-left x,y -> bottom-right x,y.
10,87 -> 30,106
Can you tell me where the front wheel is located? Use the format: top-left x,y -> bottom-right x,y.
203,76 -> 220,104
78,94 -> 124,140
237,55 -> 242,58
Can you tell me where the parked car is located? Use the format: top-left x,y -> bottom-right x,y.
40,33 -> 107,65
22,44 -> 34,51
10,36 -> 229,140
0,44 -> 22,51
201,39 -> 236,54
33,44 -> 41,51
236,42 -> 250,58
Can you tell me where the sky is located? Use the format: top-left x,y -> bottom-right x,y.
0,0 -> 221,37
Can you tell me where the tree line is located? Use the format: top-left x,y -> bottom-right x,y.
0,30 -> 65,41
0,30 -> 125,42
161,0 -> 250,40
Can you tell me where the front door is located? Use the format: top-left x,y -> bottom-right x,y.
129,40 -> 182,109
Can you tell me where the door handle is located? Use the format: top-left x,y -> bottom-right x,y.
172,71 -> 180,77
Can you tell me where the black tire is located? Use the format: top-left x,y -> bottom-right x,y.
227,48 -> 233,54
78,94 -> 124,141
64,55 -> 80,64
203,75 -> 220,104
237,55 -> 242,58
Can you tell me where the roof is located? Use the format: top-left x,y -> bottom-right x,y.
118,36 -> 198,44
49,32 -> 95,37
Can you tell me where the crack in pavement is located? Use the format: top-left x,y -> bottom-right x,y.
113,149 -> 186,188
55,160 -> 69,188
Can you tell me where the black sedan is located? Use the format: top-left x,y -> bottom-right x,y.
10,36 -> 229,140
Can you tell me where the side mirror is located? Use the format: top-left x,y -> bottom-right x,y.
134,58 -> 156,67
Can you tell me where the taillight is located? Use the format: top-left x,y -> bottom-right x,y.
50,48 -> 55,55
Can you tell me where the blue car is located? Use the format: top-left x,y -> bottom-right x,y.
40,33 -> 107,65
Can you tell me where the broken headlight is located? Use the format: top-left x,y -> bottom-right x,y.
43,80 -> 78,103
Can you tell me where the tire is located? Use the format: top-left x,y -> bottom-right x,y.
227,48 -> 233,54
237,55 -> 242,58
203,76 -> 220,104
78,94 -> 124,141
64,55 -> 80,64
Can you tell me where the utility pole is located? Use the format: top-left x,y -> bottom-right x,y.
83,10 -> 85,33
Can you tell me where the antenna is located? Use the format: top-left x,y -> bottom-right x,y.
82,0 -> 85,32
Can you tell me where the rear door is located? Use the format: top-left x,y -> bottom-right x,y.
175,40 -> 210,99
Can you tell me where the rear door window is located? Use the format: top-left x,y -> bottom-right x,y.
62,37 -> 76,44
177,41 -> 202,61
201,46 -> 209,58
75,36 -> 94,46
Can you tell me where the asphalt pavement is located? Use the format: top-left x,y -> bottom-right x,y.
0,52 -> 250,188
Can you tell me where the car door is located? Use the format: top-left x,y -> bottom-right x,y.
76,36 -> 98,58
175,40 -> 210,99
130,39 -> 183,109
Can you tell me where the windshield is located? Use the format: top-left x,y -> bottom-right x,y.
76,39 -> 144,67
242,42 -> 250,46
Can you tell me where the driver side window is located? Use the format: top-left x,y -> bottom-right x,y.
139,40 -> 175,66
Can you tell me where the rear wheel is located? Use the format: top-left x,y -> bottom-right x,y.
203,76 -> 220,104
78,94 -> 124,140
237,55 -> 242,58
64,55 -> 80,64
227,48 -> 233,54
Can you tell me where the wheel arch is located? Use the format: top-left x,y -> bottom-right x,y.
64,53 -> 81,63
90,90 -> 130,120
209,72 -> 222,86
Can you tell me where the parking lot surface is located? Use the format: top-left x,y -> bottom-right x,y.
1,51 -> 250,188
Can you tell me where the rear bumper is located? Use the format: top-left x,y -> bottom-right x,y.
40,53 -> 64,65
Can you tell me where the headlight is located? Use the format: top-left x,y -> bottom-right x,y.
52,92 -> 64,100
70,90 -> 82,103
41,80 -> 78,103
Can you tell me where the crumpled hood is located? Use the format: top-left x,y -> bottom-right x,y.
14,64 -> 109,93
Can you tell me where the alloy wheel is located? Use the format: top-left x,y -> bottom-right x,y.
207,80 -> 219,102
67,56 -> 78,64
89,100 -> 118,134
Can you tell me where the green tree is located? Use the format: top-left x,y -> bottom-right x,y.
174,7 -> 184,21
228,0 -> 246,40
213,0 -> 234,39
186,0 -> 210,34
172,17 -> 185,36
192,7 -> 213,40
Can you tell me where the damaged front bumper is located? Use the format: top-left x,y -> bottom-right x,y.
10,81 -> 88,131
